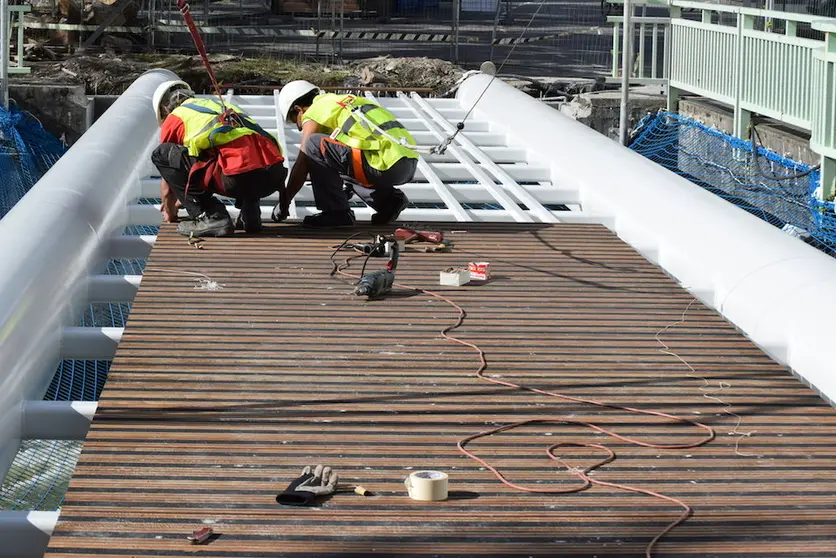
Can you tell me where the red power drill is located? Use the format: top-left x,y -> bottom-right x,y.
394,228 -> 444,244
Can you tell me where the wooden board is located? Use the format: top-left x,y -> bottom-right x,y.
45,222 -> 836,557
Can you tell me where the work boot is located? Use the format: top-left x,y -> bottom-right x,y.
177,209 -> 234,237
370,189 -> 408,225
234,198 -> 262,233
303,209 -> 356,228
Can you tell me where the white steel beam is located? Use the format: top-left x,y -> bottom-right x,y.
127,203 -> 164,226
106,234 -> 156,259
273,89 -> 298,220
87,274 -> 142,303
21,401 -> 97,439
152,204 -> 602,224
285,129 -> 509,147
410,93 -> 558,224
0,511 -> 58,558
365,91 -> 469,222
140,178 -> 577,205
60,327 -> 124,360
396,92 -> 532,223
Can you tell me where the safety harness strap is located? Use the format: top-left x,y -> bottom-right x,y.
182,102 -> 281,150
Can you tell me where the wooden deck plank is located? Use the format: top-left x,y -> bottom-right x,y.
45,222 -> 836,557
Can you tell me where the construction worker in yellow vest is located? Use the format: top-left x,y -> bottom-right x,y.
151,80 -> 287,237
274,81 -> 418,227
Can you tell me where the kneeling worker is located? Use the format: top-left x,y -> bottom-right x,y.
273,81 -> 417,227
151,80 -> 287,237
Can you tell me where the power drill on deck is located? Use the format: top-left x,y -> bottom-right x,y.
353,237 -> 399,298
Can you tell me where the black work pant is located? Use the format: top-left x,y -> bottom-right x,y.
151,142 -> 287,218
302,133 -> 417,213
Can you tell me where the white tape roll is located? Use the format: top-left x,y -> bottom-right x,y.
404,470 -> 449,501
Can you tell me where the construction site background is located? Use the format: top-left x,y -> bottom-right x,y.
16,0 -> 620,92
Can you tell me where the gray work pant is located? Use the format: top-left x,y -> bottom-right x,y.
302,133 -> 416,213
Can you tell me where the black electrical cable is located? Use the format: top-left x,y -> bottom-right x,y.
749,119 -> 821,182
328,232 -> 373,277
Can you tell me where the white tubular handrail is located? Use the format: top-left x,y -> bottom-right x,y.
457,73 -> 836,404
0,69 -> 178,483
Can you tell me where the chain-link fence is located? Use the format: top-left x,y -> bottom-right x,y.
20,0 -> 618,79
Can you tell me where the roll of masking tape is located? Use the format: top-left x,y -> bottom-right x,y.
404,470 -> 449,501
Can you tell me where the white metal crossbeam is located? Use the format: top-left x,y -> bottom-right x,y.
395,92 -> 532,223
364,91 -> 469,222
410,93 -> 559,224
271,89 -> 298,220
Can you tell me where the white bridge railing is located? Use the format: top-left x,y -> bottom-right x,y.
666,0 -> 836,198
0,69 -> 176,557
607,0 -> 836,199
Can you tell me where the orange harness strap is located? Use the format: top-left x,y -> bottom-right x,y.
320,136 -> 371,188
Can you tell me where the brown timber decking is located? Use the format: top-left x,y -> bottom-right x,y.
45,222 -> 836,557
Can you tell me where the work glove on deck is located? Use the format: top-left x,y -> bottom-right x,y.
276,465 -> 339,506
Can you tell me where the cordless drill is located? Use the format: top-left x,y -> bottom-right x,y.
353,237 -> 399,298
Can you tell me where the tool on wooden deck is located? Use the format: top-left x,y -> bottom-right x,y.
395,227 -> 450,252
187,527 -> 214,544
394,228 -> 444,245
353,236 -> 399,298
277,464 -> 339,506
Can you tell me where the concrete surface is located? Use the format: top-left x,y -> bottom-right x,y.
556,88 -> 666,140
7,84 -> 89,146
679,97 -> 817,167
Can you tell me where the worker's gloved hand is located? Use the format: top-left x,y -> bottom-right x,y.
271,199 -> 290,223
276,465 -> 339,506
271,187 -> 289,223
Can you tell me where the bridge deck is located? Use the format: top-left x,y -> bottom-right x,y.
46,223 -> 836,557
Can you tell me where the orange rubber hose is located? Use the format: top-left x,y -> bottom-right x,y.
332,252 -> 715,558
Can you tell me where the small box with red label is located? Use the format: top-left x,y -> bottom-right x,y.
468,262 -> 491,281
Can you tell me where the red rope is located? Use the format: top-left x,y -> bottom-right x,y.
333,252 -> 715,558
176,0 -> 225,104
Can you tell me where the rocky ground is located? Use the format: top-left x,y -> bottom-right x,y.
21,49 -> 601,98
23,52 -> 470,96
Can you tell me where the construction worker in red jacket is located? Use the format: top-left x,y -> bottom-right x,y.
151,80 -> 287,237
273,80 -> 417,227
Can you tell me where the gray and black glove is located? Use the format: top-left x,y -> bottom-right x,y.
276,465 -> 339,506
271,186 -> 289,223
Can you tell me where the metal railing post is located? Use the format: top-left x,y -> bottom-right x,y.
812,20 -> 836,199
16,7 -> 23,69
1,0 -> 8,108
665,3 -> 679,110
452,0 -> 460,63
619,0 -> 633,145
733,12 -> 753,139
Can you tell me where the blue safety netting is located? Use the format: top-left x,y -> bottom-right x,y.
629,111 -> 834,255
0,103 -> 67,219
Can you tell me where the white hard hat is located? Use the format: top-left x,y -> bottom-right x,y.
152,80 -> 193,123
277,80 -> 319,122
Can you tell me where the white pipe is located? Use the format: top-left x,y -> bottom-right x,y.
0,69 -> 178,483
457,73 -> 836,403
0,511 -> 59,558
21,401 -> 97,439
87,274 -> 142,303
106,234 -> 157,259
61,327 -> 124,360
